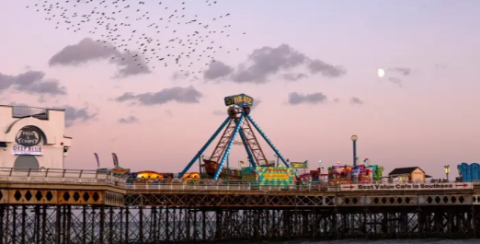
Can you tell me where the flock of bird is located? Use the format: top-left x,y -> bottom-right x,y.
27,0 -> 247,76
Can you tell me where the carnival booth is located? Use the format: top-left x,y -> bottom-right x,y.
388,167 -> 426,183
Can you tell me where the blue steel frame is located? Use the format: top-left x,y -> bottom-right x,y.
237,121 -> 257,167
180,103 -> 291,179
214,114 -> 245,180
246,114 -> 290,167
178,117 -> 231,179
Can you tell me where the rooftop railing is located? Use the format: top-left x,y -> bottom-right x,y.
11,106 -> 49,120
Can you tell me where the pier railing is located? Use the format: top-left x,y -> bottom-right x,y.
0,167 -> 127,186
125,180 -> 477,192
0,167 -> 477,192
125,181 -> 330,191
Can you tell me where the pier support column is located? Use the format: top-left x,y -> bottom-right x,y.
66,205 -> 72,244
99,206 -> 105,244
332,208 -> 338,239
42,205 -> 47,244
0,206 -> 5,244
138,207 -> 144,243
109,207 -> 114,243
82,206 -> 87,244
417,207 -> 424,238
55,205 -> 61,244
471,206 -> 477,238
125,207 -> 129,244
201,210 -> 205,241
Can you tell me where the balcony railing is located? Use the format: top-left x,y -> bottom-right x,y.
12,106 -> 49,120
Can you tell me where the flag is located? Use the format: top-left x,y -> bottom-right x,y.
112,153 -> 119,167
240,161 -> 245,164
94,153 -> 100,168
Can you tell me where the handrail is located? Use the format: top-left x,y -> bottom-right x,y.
0,167 -> 477,192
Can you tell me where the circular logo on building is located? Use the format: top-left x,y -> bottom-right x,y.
15,126 -> 42,147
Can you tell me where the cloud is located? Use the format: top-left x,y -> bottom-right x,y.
118,116 -> 138,124
282,73 -> 308,81
58,105 -> 97,127
389,67 -> 412,76
308,60 -> 347,77
385,67 -> 412,87
115,86 -> 202,106
288,92 -> 327,105
202,44 -> 346,83
350,97 -> 363,105
387,77 -> 403,87
0,70 -> 66,95
204,61 -> 234,80
49,38 -> 150,78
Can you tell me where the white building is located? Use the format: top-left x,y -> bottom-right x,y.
0,105 -> 72,170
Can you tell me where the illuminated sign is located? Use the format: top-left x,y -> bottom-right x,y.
291,162 -> 308,168
256,167 -> 296,186
337,183 -> 473,191
182,172 -> 201,179
224,94 -> 254,107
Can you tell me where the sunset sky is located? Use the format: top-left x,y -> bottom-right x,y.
0,0 -> 479,179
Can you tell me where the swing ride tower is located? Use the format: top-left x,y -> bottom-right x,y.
179,94 -> 290,180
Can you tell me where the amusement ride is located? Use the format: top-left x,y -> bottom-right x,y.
93,94 -> 480,186
179,94 -> 290,181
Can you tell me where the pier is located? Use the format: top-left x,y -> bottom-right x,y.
1,100 -> 478,243
0,168 -> 480,243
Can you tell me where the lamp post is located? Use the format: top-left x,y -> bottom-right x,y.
318,160 -> 323,182
351,135 -> 358,167
444,165 -> 450,181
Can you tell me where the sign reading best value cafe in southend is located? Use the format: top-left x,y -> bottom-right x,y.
337,183 -> 473,191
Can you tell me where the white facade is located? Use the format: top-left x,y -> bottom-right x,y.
0,105 -> 72,169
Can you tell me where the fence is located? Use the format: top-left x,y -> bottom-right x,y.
125,181 -> 329,191
0,167 -> 126,186
0,168 -> 478,192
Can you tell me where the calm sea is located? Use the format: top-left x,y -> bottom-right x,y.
283,241 -> 477,244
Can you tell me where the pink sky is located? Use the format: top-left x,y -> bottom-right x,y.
0,0 -> 479,179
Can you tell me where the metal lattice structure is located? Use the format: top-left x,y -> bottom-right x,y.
179,94 -> 289,180
1,204 -> 480,243
1,172 -> 480,242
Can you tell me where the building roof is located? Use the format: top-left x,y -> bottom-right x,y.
388,167 -> 424,176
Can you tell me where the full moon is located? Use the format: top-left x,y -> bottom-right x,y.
377,68 -> 385,78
